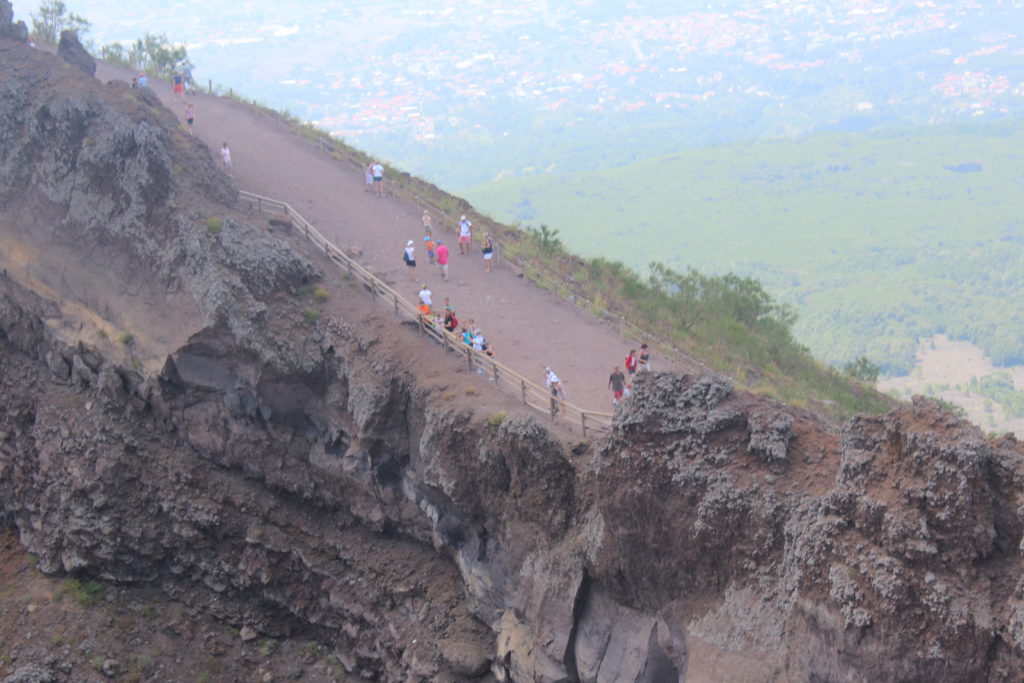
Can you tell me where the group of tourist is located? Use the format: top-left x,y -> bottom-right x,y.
542,343 -> 651,416
608,344 -> 652,405
402,212 -> 493,281
415,286 -> 497,371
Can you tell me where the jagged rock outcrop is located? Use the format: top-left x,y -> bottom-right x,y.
3,13 -> 1024,682
57,29 -> 94,76
0,0 -> 27,43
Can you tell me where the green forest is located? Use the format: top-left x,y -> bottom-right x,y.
462,119 -> 1024,376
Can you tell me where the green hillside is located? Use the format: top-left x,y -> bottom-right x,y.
461,120 -> 1024,375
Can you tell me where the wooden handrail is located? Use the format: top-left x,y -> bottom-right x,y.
239,190 -> 613,435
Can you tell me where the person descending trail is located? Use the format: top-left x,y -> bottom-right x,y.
609,366 -> 626,405
185,102 -> 195,135
372,161 -> 385,197
172,70 -> 186,101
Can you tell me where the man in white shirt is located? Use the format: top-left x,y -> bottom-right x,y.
418,284 -> 432,308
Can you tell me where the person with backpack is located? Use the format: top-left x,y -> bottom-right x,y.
624,349 -> 638,388
403,240 -> 417,279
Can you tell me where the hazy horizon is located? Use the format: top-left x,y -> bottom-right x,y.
13,0 -> 1024,188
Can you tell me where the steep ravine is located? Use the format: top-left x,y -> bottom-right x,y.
4,10 -> 1024,681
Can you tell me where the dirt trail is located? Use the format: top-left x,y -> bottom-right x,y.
93,62 -> 695,413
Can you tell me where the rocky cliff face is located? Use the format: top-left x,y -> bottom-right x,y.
3,12 -> 1024,682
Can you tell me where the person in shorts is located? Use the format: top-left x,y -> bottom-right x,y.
481,233 -> 494,272
172,71 -> 186,101
364,163 -> 374,192
609,366 -> 626,405
372,161 -> 384,196
435,241 -> 449,281
458,215 -> 473,254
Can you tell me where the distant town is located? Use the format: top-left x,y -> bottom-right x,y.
22,0 -> 1024,185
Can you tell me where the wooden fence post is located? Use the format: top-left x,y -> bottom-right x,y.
394,294 -> 399,316
581,413 -> 587,437
521,379 -> 527,404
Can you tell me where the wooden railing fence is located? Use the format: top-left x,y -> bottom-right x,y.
240,191 -> 613,437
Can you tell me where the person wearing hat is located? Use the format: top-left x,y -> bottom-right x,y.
403,239 -> 417,279
545,366 -> 563,415
424,233 -> 437,265
458,215 -> 473,255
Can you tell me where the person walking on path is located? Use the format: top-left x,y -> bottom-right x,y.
185,102 -> 195,135
220,142 -> 233,177
639,343 -> 652,372
172,70 -> 186,102
545,366 -> 564,415
435,241 -> 449,281
137,72 -> 148,88
458,215 -> 473,255
624,349 -> 638,388
422,210 -> 432,233
403,240 -> 417,280
372,161 -> 385,197
481,233 -> 494,272
609,366 -> 626,405
364,163 -> 374,193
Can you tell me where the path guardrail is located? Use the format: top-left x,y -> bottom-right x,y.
240,191 -> 614,437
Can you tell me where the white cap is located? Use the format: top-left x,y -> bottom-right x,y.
407,240 -> 414,246
461,215 -> 466,220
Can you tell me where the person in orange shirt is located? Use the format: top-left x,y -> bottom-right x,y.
424,233 -> 437,265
